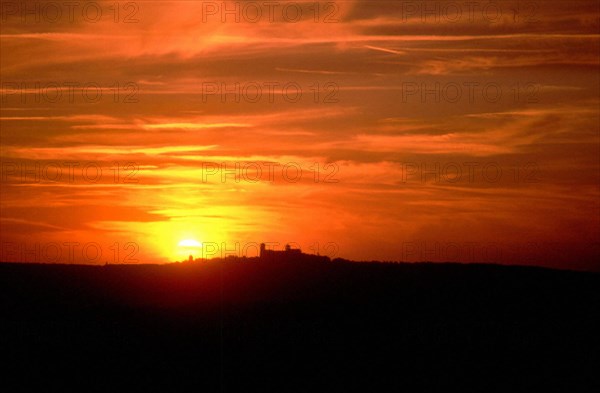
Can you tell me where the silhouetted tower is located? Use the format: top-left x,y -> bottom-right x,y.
285,244 -> 291,252
188,254 -> 193,263
260,243 -> 266,258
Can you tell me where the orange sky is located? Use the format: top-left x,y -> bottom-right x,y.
1,1 -> 599,270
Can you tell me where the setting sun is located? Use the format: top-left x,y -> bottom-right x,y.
175,239 -> 202,261
178,239 -> 202,248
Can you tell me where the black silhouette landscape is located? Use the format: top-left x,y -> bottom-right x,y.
1,249 -> 598,392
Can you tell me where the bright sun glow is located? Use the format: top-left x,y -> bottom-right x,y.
175,238 -> 203,261
178,239 -> 202,248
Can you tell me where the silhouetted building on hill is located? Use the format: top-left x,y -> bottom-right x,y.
259,243 -> 329,263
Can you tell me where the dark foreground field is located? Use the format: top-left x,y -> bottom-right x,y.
1,259 -> 598,392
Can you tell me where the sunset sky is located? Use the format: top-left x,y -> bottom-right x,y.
1,1 -> 599,270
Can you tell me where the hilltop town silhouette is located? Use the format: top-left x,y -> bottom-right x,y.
185,242 -> 330,263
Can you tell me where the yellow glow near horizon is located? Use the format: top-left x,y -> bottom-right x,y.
133,220 -> 214,262
175,238 -> 202,261
178,239 -> 202,248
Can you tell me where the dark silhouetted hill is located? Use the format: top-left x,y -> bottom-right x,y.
1,258 -> 598,392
